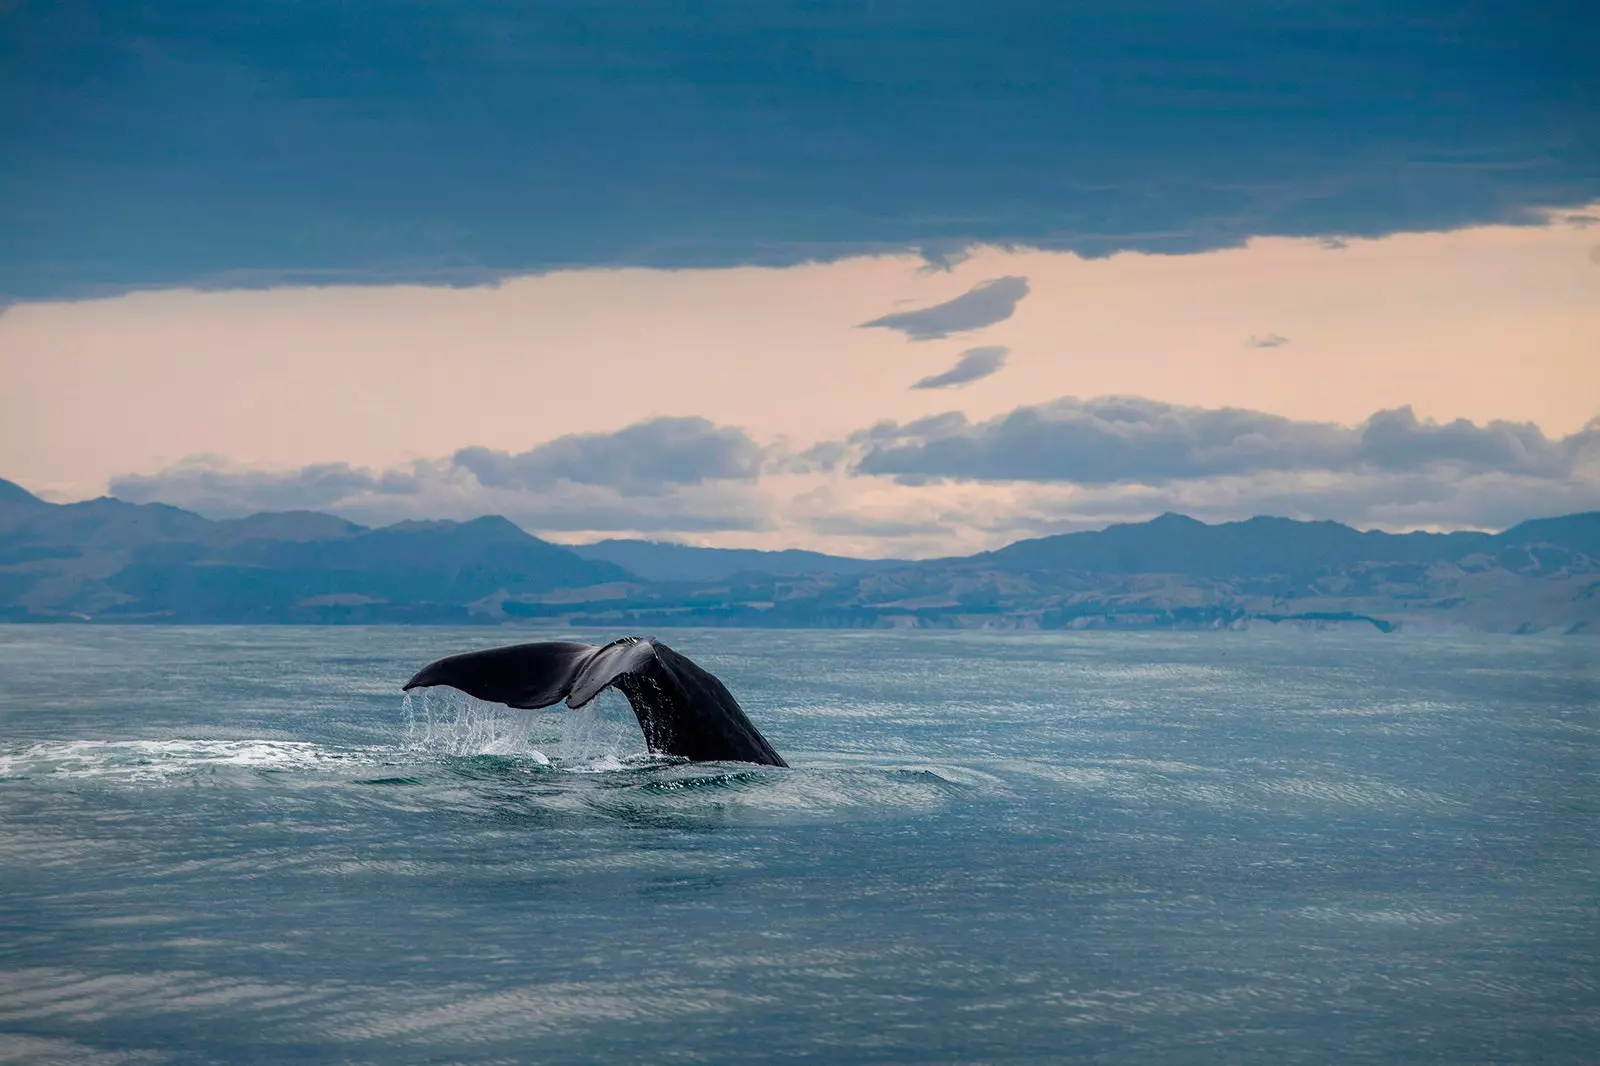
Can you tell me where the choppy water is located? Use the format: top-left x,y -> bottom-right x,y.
0,626 -> 1595,1065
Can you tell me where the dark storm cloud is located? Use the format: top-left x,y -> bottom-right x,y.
911,346 -> 1010,390
851,398 -> 1600,485
3,1 -> 1595,301
861,279 -> 1030,341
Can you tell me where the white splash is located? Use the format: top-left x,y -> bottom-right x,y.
0,739 -> 373,781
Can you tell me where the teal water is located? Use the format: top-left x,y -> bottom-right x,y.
1,626 -> 1595,1064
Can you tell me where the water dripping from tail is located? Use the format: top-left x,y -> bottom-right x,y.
400,687 -> 652,770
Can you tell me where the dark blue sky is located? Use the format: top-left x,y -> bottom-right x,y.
3,0 -> 1595,300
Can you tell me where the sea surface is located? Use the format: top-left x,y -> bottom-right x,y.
0,626 -> 1595,1065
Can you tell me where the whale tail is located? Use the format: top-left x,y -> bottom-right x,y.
403,637 -> 786,767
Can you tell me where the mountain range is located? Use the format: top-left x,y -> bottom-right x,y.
1,477 -> 1594,634
568,539 -> 906,582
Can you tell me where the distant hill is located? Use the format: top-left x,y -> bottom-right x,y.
0,474 -> 1594,632
0,477 -> 46,508
963,512 -> 1499,578
1497,512 -> 1600,557
0,488 -> 631,622
569,539 -> 907,581
543,512 -> 1599,636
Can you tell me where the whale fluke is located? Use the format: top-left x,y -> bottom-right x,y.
403,637 -> 786,767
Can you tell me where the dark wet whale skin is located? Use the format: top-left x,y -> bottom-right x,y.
403,637 -> 787,767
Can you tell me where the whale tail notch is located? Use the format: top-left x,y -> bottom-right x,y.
403,637 -> 787,767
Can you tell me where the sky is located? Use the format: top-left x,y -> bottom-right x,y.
2,1 -> 1597,556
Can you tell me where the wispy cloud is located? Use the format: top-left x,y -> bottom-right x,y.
911,346 -> 1009,390
1244,332 -> 1291,348
859,277 -> 1030,341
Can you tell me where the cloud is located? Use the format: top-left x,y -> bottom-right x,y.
103,402 -> 1600,557
452,417 -> 762,494
916,244 -> 975,274
1244,332 -> 1290,348
964,468 -> 1600,542
911,346 -> 1009,390
109,457 -> 425,515
5,3 -> 1595,302
838,405 -> 1600,548
765,449 -> 1600,559
849,397 -> 1600,485
1356,406 -> 1589,475
764,440 -> 850,476
852,397 -> 1348,484
110,418 -> 771,534
859,277 -> 1030,341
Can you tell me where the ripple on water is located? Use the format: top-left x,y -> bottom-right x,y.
0,686 -> 1005,832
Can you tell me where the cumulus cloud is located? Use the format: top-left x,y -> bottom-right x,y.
452,417 -> 761,494
1356,406 -> 1585,475
106,402 -> 1600,557
1244,332 -> 1290,348
859,277 -> 1030,341
848,397 -> 1600,485
110,418 -> 771,535
853,397 -> 1346,484
110,457 -> 426,515
911,346 -> 1009,390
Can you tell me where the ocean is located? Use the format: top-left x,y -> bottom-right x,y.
1,626 -> 1595,1064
